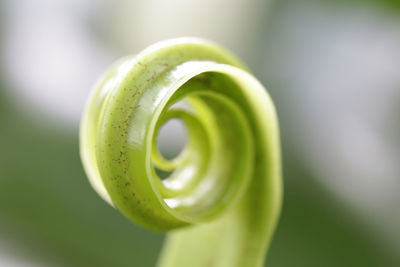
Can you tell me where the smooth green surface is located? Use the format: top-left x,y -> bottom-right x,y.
80,38 -> 282,267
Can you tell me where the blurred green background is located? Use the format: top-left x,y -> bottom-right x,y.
1,0 -> 399,266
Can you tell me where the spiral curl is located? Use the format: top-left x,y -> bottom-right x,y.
80,38 -> 282,267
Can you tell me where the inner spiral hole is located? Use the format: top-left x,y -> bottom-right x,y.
156,118 -> 188,161
154,168 -> 173,180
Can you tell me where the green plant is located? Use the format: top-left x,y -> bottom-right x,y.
80,38 -> 282,267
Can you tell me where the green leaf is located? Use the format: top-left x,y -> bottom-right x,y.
80,38 -> 282,267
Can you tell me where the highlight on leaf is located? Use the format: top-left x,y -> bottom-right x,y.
80,38 -> 282,267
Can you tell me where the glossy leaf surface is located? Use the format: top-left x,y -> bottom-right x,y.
80,38 -> 282,267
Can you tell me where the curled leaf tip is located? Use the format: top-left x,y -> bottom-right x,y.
80,37 -> 282,267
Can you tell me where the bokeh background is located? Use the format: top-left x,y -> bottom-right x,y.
1,0 -> 399,266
